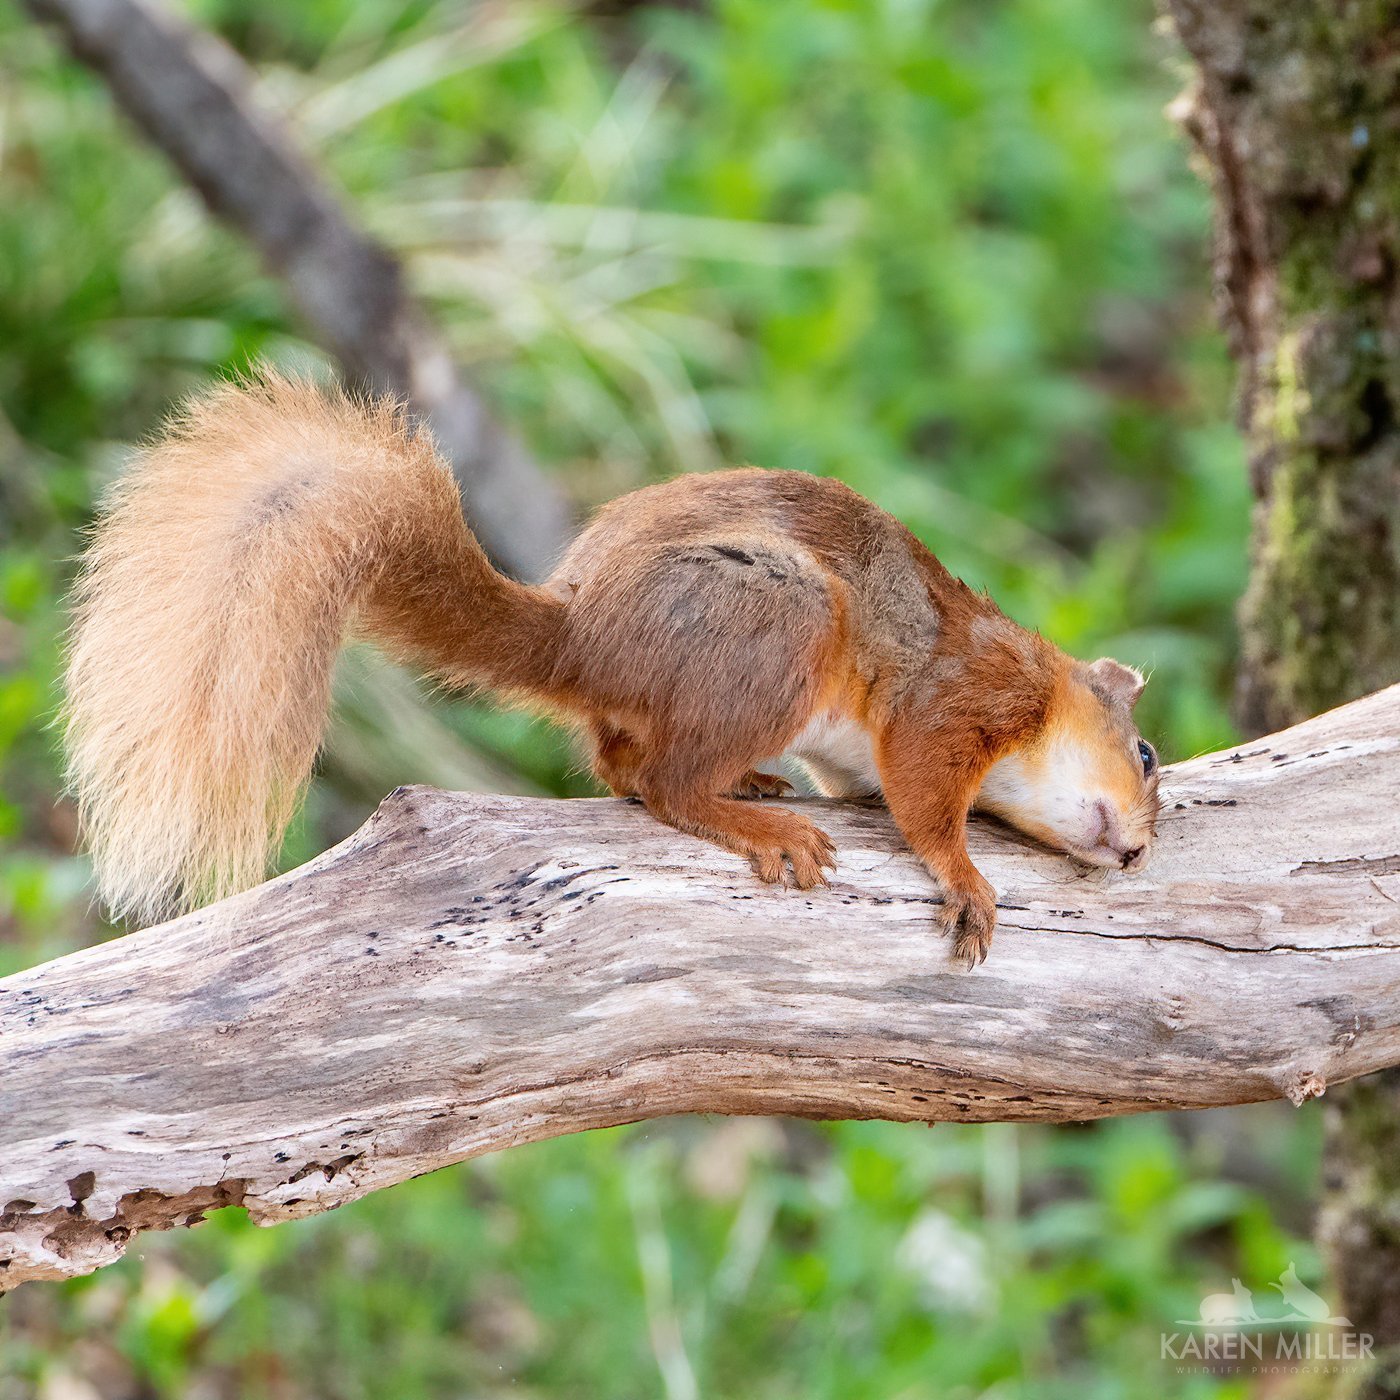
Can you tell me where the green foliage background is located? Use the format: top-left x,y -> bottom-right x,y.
0,0 -> 1324,1396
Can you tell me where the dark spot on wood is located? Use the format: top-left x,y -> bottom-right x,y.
285,1153 -> 361,1185
623,965 -> 687,985
67,1172 -> 95,1205
1212,747 -> 1269,764
1301,996 -> 1374,1045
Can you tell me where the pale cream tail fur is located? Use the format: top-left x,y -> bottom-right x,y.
64,372 -> 563,925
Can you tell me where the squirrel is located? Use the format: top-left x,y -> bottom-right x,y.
63,372 -> 1160,966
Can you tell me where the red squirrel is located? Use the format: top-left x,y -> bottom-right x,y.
64,373 -> 1160,965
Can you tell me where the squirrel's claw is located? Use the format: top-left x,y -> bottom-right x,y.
733,770 -> 796,800
939,879 -> 997,971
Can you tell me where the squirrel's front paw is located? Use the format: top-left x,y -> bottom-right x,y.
937,875 -> 997,970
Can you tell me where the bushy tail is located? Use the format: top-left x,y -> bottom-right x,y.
63,371 -> 564,925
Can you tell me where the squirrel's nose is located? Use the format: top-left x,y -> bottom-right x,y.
1093,800 -> 1146,869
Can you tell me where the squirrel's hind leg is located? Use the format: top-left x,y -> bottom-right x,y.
568,535 -> 848,883
637,760 -> 836,889
587,719 -> 828,884
587,725 -> 791,802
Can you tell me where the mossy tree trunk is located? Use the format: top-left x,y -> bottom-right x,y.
1162,2 -> 1400,1394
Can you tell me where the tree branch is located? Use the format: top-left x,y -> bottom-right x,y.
21,0 -> 570,579
4,687 -> 1400,1291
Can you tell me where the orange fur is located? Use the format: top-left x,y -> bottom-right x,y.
64,373 -> 1160,963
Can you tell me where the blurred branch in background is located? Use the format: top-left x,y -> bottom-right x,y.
19,0 -> 571,579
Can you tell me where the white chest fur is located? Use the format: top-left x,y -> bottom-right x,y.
785,711 -> 883,799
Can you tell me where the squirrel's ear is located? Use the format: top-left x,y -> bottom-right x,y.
1088,657 -> 1145,710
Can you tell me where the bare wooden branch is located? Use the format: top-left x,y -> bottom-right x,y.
4,686 -> 1400,1291
20,0 -> 569,579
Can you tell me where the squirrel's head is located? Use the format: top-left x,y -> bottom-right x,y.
976,657 -> 1160,870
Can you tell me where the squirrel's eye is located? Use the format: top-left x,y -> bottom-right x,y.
1137,739 -> 1157,776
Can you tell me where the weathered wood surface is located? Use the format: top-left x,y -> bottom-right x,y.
4,686 -> 1400,1291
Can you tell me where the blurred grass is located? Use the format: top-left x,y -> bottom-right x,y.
0,1114 -> 1323,1400
0,0 -> 1319,1396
